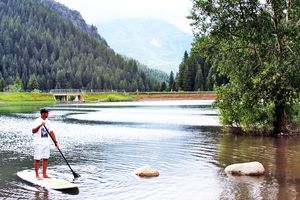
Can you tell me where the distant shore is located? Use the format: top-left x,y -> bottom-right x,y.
134,92 -> 216,101
0,92 -> 216,104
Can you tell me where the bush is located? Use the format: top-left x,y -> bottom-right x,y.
104,94 -> 134,102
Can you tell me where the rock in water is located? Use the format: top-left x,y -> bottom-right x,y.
134,166 -> 159,177
225,161 -> 265,176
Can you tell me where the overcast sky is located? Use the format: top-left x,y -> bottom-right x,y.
55,0 -> 193,34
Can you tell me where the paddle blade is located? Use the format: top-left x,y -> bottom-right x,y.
73,171 -> 81,178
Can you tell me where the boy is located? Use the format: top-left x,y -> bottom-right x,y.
32,108 -> 59,180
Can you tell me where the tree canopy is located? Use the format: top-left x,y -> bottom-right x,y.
190,0 -> 300,135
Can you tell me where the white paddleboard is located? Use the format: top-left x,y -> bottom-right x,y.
17,170 -> 78,190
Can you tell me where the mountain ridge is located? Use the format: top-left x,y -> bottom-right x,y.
97,18 -> 193,73
42,0 -> 168,82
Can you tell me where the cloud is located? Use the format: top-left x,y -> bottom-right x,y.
150,38 -> 161,48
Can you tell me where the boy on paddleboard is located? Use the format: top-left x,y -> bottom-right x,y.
32,108 -> 59,180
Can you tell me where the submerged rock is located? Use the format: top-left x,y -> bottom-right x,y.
134,166 -> 159,177
225,161 -> 265,176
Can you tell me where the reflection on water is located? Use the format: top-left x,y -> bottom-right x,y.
0,100 -> 300,200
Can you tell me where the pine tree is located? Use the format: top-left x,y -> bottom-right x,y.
168,71 -> 175,91
28,74 -> 39,91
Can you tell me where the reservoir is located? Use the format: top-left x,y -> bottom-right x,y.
0,100 -> 299,199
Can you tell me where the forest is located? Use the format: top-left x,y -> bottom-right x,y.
173,50 -> 226,92
0,0 -> 162,92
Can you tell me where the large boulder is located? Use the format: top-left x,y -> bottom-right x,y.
134,165 -> 159,177
224,161 -> 265,176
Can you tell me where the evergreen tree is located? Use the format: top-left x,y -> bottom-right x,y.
160,82 -> 167,92
0,75 -> 4,92
28,74 -> 39,91
168,71 -> 175,91
175,51 -> 213,91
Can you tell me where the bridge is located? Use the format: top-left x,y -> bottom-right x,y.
50,89 -> 84,102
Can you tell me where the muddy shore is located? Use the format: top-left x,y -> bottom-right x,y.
135,93 -> 216,101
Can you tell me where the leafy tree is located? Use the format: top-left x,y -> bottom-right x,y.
190,0 -> 300,135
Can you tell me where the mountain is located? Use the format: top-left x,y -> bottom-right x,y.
97,19 -> 193,73
0,0 -> 161,92
41,0 -> 168,83
40,0 -> 108,46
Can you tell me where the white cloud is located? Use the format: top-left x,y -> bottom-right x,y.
55,0 -> 193,34
150,38 -> 161,48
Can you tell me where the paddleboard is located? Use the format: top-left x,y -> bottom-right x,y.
17,170 -> 78,190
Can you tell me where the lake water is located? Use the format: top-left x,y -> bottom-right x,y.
0,100 -> 300,200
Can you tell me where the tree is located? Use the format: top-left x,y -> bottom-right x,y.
8,75 -> 23,92
0,75 -> 5,92
194,62 -> 203,91
190,0 -> 300,135
168,71 -> 175,91
160,82 -> 167,92
27,74 -> 39,91
176,51 -> 189,90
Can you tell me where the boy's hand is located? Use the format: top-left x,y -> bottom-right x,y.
40,122 -> 45,127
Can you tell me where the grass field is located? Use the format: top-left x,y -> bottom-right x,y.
0,92 -> 54,104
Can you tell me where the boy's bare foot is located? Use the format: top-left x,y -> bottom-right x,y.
43,174 -> 52,178
36,176 -> 43,180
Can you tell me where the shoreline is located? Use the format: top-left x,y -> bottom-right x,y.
0,92 -> 216,104
135,93 -> 216,101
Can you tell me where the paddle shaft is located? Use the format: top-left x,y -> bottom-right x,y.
43,125 -> 80,178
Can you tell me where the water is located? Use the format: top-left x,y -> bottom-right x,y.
0,100 -> 300,200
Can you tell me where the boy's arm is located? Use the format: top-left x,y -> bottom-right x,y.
32,122 -> 45,133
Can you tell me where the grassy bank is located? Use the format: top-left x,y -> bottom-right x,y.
0,92 -> 136,104
83,93 -> 136,102
0,91 -> 216,104
0,92 -> 54,104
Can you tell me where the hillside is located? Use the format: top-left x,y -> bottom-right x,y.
41,0 -> 108,47
0,0 -> 160,92
42,0 -> 168,84
97,19 -> 193,73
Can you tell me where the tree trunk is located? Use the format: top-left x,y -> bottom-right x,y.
273,103 -> 288,136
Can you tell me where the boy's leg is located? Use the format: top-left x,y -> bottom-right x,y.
34,160 -> 42,180
42,159 -> 51,178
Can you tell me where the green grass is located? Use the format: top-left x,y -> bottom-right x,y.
103,93 -> 135,102
83,93 -> 136,102
0,92 -> 54,104
0,92 -> 136,104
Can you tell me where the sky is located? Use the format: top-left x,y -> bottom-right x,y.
55,0 -> 194,34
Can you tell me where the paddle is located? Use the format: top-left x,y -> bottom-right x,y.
43,125 -> 80,178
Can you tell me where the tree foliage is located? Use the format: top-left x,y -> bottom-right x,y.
0,0 -> 160,92
190,0 -> 300,135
